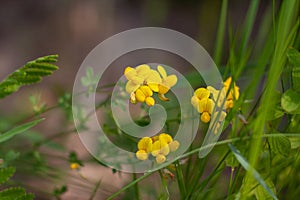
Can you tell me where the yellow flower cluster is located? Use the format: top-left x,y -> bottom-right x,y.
136,133 -> 180,164
191,77 -> 239,124
124,65 -> 177,106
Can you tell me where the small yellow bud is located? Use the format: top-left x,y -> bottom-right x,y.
156,154 -> 166,164
140,85 -> 153,97
136,150 -> 148,161
135,88 -> 146,102
201,112 -> 211,123
70,163 -> 80,170
145,97 -> 155,106
169,140 -> 180,152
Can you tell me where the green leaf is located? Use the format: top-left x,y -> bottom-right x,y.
0,167 -> 16,185
281,89 -> 300,114
268,135 -> 291,157
228,143 -> 278,200
287,47 -> 300,67
16,193 -> 34,200
225,152 -> 239,168
287,48 -> 300,91
266,91 -> 284,120
0,118 -> 44,143
0,187 -> 26,199
0,55 -> 59,98
289,137 -> 300,149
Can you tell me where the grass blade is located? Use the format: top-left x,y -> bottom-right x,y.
228,143 -> 278,200
0,118 -> 44,143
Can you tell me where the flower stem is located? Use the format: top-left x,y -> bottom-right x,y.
175,160 -> 186,199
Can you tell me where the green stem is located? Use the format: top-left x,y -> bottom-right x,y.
213,0 -> 228,66
133,173 -> 141,200
159,170 -> 170,198
175,160 -> 186,199
107,172 -> 153,200
89,179 -> 102,200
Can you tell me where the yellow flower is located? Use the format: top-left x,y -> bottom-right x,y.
133,85 -> 155,106
124,64 -> 162,94
209,111 -> 227,134
152,139 -> 170,157
135,133 -> 180,164
137,137 -> 153,152
207,77 -> 239,110
191,88 -> 210,109
70,163 -> 80,170
136,137 -> 153,161
223,77 -> 239,109
157,65 -> 178,101
207,86 -> 226,108
198,98 -> 215,123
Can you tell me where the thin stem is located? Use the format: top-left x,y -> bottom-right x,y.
89,179 -> 102,200
175,160 -> 186,199
159,170 -> 170,198
133,173 -> 141,200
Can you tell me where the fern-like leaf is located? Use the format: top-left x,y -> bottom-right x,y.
0,55 -> 59,98
0,167 -> 16,185
0,187 -> 26,199
16,193 -> 34,200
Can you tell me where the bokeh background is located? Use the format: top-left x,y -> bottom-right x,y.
0,1 -> 272,199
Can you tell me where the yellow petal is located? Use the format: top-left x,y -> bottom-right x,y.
157,65 -> 167,78
125,81 -> 139,93
194,88 -> 210,99
158,93 -> 169,101
124,67 -> 136,80
135,88 -> 146,102
198,98 -> 209,113
226,100 -> 234,109
137,137 -> 153,152
233,86 -> 240,100
145,97 -> 155,106
207,86 -> 219,100
201,112 -> 211,123
131,76 -> 144,85
136,64 -> 151,78
140,85 -> 153,97
207,99 -> 215,114
223,77 -> 232,88
130,92 -> 137,104
146,70 -> 162,85
136,150 -> 148,161
158,84 -> 170,94
151,140 -> 169,156
164,75 -> 177,88
148,83 -> 159,92
156,154 -> 166,164
161,144 -> 170,156
169,140 -> 180,152
152,136 -> 159,142
159,133 -> 173,144
191,95 -> 199,109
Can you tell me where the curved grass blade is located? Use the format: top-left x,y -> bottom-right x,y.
228,143 -> 278,200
